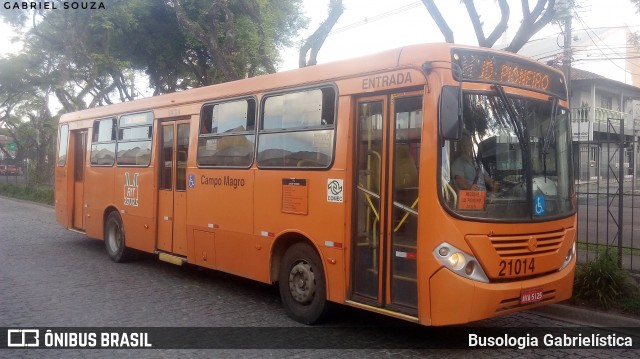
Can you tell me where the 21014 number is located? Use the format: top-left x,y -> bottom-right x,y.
498,258 -> 535,276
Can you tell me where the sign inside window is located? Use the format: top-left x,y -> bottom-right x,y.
452,49 -> 566,99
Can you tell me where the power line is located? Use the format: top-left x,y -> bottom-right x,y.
329,1 -> 423,36
574,12 -> 640,76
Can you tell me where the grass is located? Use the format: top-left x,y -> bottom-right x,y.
577,242 -> 640,257
0,183 -> 54,205
572,250 -> 640,315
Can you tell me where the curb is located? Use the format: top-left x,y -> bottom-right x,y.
530,303 -> 640,332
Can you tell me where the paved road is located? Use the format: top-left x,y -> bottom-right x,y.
0,197 -> 638,358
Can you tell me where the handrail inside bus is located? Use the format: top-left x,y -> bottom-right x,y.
393,197 -> 419,233
442,180 -> 458,205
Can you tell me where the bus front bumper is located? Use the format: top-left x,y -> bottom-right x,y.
428,259 -> 575,326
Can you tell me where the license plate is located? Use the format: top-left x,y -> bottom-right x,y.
520,287 -> 543,304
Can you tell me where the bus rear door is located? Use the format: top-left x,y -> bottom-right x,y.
351,92 -> 423,317
157,119 -> 191,256
72,130 -> 87,230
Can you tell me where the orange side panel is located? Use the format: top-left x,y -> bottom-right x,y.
187,171 -> 254,235
322,247 -> 346,303
114,168 -> 156,253
83,167 -> 115,240
193,230 -> 216,269
215,230 -> 269,283
121,213 -> 155,253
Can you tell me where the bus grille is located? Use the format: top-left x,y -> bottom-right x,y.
490,230 -> 565,258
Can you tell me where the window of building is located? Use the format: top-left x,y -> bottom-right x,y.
257,87 -> 336,168
197,98 -> 256,168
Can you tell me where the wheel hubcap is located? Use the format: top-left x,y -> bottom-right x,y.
288,261 -> 316,304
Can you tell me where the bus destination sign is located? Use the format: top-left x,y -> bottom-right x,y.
452,49 -> 566,99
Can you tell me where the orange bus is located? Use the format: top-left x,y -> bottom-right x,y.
55,43 -> 576,326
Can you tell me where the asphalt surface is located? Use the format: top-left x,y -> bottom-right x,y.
1,196 -> 639,358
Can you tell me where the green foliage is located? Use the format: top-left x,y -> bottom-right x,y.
573,250 -> 631,310
0,0 -> 307,187
0,183 -> 54,205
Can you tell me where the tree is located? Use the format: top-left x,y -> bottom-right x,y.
0,0 -> 307,185
167,0 -> 306,83
0,53 -> 57,184
421,0 -> 557,53
299,0 -> 343,67
1,0 -> 307,93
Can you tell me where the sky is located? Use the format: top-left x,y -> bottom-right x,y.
0,1 -> 638,82
279,0 -> 640,78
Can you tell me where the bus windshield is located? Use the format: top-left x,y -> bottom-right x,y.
441,90 -> 574,221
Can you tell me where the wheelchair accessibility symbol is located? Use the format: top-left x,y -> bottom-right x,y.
534,194 -> 545,216
188,174 -> 195,189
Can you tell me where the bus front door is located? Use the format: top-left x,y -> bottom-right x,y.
351,93 -> 422,317
157,120 -> 191,256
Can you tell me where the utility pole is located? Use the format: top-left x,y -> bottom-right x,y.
561,0 -> 572,97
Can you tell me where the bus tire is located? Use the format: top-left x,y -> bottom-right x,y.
278,243 -> 330,324
104,212 -> 132,263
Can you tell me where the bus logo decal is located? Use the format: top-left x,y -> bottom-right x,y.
327,179 -> 343,203
124,172 -> 139,207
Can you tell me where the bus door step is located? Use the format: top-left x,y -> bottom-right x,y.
158,252 -> 186,266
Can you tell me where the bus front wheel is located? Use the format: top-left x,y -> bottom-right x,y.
104,212 -> 132,263
278,243 -> 330,324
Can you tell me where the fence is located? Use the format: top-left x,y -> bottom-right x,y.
574,116 -> 640,272
0,164 -> 53,188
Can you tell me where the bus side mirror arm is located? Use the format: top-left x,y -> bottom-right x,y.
439,86 -> 463,141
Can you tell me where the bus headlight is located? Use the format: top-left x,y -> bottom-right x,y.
447,252 -> 466,270
559,241 -> 576,271
433,242 -> 489,283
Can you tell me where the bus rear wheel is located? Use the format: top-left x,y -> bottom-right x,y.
278,243 -> 330,324
104,212 -> 132,263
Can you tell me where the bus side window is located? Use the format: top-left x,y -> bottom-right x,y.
90,118 -> 116,166
116,112 -> 153,167
196,98 -> 256,168
58,124 -> 70,166
257,87 -> 336,169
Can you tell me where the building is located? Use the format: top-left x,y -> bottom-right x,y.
519,27 -> 640,183
568,68 -> 640,183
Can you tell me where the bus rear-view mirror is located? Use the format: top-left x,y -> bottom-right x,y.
439,86 -> 462,141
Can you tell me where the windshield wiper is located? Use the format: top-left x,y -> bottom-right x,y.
542,97 -> 558,156
541,97 -> 559,181
492,84 -> 531,196
492,85 -> 527,154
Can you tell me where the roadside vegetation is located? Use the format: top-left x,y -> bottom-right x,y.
0,183 -> 53,205
572,250 -> 640,315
